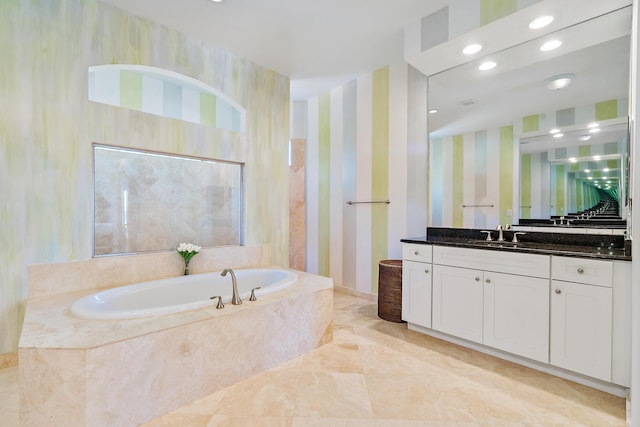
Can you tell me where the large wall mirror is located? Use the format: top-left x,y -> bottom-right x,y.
94,145 -> 244,256
427,5 -> 631,231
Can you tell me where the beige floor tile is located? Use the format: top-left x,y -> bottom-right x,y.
206,415 -> 293,427
214,368 -> 300,417
300,343 -> 364,373
294,372 -> 373,419
1,292 -> 627,427
0,366 -> 18,427
142,413 -> 213,427
292,417 -> 377,427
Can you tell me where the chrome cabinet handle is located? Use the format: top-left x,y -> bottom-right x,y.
577,267 -> 584,274
555,289 -> 562,294
475,276 -> 480,282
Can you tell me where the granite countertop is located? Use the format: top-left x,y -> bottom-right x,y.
402,227 -> 631,261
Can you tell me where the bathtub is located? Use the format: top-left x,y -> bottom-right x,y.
70,268 -> 298,319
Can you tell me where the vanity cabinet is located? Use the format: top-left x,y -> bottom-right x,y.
550,257 -> 613,382
432,246 -> 550,362
401,244 -> 432,327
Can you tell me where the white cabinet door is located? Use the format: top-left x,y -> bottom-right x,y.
401,260 -> 432,328
550,280 -> 612,382
483,272 -> 549,363
432,265 -> 483,343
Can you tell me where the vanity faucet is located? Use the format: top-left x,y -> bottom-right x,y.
221,268 -> 242,305
495,224 -> 505,242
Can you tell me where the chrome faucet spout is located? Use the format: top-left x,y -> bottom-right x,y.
495,224 -> 505,242
221,268 -> 242,305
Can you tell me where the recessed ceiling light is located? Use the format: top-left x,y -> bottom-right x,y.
569,157 -> 577,163
545,73 -> 574,90
529,15 -> 554,29
463,44 -> 483,55
549,128 -> 560,134
428,109 -> 439,114
589,127 -> 601,133
578,135 -> 591,141
587,122 -> 599,128
540,40 -> 562,51
553,133 -> 564,138
587,177 -> 593,180
584,169 -> 591,173
593,155 -> 601,161
478,61 -> 496,71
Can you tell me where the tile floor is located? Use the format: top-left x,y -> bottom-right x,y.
0,291 -> 627,426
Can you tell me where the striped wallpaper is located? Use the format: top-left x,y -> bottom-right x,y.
520,98 -> 628,217
89,65 -> 244,132
429,126 -> 514,229
305,64 -> 422,294
0,0 -> 289,354
430,97 -> 628,228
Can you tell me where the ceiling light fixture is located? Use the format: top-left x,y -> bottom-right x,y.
545,73 -> 574,90
569,157 -> 577,163
588,122 -> 599,128
549,128 -> 560,134
210,0 -> 223,2
553,133 -> 564,138
587,177 -> 593,180
593,155 -> 601,161
540,40 -> 562,51
478,61 -> 496,71
578,135 -> 591,141
529,15 -> 554,29
584,169 -> 591,173
603,168 -> 610,172
463,44 -> 483,55
428,109 -> 439,114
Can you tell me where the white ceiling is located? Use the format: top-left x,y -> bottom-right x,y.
99,0 -> 449,99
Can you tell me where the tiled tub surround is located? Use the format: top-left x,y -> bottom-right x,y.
19,247 -> 333,426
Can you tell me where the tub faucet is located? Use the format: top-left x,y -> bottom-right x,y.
221,268 -> 242,305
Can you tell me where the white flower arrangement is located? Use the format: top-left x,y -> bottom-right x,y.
177,243 -> 201,275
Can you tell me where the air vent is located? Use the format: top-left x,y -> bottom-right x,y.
458,98 -> 476,106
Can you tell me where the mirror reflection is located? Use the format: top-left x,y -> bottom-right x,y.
427,7 -> 631,230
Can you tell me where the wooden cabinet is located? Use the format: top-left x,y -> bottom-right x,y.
432,255 -> 549,363
402,260 -> 432,327
401,244 -> 433,327
550,257 -> 613,382
432,265 -> 483,343
483,272 -> 549,363
402,242 -> 631,388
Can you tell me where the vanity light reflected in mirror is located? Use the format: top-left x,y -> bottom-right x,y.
426,6 -> 631,231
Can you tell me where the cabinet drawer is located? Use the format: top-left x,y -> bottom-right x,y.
403,243 -> 432,263
433,246 -> 550,278
551,256 -> 612,287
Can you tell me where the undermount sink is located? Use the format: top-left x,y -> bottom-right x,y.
467,240 -> 522,249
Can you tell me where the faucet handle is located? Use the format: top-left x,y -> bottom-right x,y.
512,232 -> 526,243
249,287 -> 262,301
480,230 -> 493,241
210,295 -> 224,309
